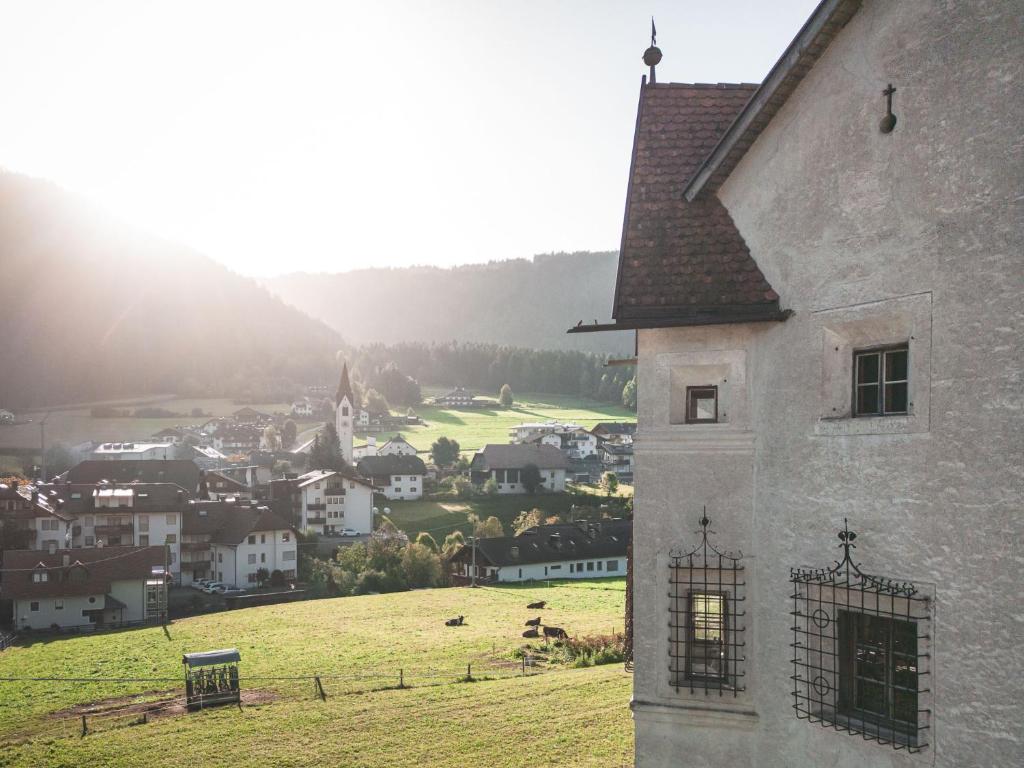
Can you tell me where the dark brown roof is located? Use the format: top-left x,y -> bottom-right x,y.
336,362 -> 354,406
356,455 -> 427,479
63,460 -> 202,494
449,520 -> 631,567
210,506 -> 295,546
1,546 -> 166,600
470,444 -> 570,471
609,83 -> 783,326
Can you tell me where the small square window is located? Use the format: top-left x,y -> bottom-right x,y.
685,387 -> 718,424
30,601 -> 39,611
854,345 -> 908,416
247,535 -> 256,545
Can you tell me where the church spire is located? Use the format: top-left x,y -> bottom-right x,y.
336,362 -> 354,406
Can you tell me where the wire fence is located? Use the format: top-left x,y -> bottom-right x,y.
1,656 -> 554,743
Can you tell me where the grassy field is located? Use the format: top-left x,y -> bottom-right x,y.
383,493 -> 628,541
368,392 -> 634,456
0,579 -> 629,762
0,397 -> 318,454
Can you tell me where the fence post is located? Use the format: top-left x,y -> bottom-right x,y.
314,675 -> 327,701
466,663 -> 472,682
81,714 -> 87,737
522,655 -> 526,676
398,668 -> 405,689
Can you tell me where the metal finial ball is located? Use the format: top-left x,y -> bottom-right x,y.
643,46 -> 662,67
879,113 -> 897,133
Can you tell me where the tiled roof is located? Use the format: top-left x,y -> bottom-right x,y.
211,506 -> 295,546
610,83 -> 782,325
1,546 -> 166,600
470,444 -> 570,471
449,520 -> 631,567
336,363 -> 354,406
356,455 -> 427,478
63,460 -> 202,494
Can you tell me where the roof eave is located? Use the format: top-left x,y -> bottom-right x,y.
683,0 -> 862,201
568,307 -> 792,333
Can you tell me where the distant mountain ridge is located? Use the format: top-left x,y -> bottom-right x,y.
264,252 -> 632,355
0,172 -> 343,409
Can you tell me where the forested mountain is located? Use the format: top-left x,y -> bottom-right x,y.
0,172 -> 343,409
264,252 -> 632,355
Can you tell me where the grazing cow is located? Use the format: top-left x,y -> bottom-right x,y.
543,626 -> 568,640
524,617 -> 541,627
522,628 -> 540,638
445,615 -> 465,627
526,601 -> 546,610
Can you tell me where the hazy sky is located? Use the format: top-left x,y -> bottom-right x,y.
1,0 -> 818,277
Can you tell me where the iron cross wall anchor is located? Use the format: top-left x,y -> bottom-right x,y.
879,83 -> 897,133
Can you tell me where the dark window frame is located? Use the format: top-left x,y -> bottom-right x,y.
685,386 -> 719,424
853,344 -> 909,417
838,611 -> 919,736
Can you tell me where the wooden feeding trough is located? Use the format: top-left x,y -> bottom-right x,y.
183,648 -> 241,710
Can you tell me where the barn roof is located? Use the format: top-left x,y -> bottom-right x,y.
470,444 -> 570,471
356,454 -> 427,478
450,519 -> 632,568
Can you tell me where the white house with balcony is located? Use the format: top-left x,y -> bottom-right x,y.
296,469 -> 374,535
469,444 -> 568,494
207,507 -> 298,586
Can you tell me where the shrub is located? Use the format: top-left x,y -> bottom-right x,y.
269,569 -> 286,587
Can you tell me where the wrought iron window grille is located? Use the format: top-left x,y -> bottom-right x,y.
668,512 -> 746,695
790,520 -> 931,752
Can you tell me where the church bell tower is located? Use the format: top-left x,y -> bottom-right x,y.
335,362 -> 354,464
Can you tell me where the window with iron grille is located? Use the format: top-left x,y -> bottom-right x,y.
853,345 -> 908,416
791,520 -> 930,752
669,514 -> 746,694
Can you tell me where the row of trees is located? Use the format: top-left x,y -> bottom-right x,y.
348,341 -> 636,410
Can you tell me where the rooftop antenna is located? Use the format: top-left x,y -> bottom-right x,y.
643,17 -> 662,84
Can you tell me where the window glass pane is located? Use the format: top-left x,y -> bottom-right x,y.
894,657 -> 918,690
893,620 -> 917,655
694,395 -> 716,421
856,680 -> 887,716
885,382 -> 908,413
885,349 -> 908,382
894,690 -> 918,726
856,353 -> 880,384
856,384 -> 880,414
855,645 -> 887,681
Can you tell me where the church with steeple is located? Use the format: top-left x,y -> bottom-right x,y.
334,362 -> 355,464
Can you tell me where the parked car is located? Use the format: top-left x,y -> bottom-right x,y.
192,579 -> 213,591
202,582 -> 225,594
340,528 -> 359,537
221,588 -> 247,596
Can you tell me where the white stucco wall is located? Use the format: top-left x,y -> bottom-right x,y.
630,3 -> 1023,768
210,530 -> 297,586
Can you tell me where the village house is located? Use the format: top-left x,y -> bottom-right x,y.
431,387 -> 486,408
526,427 -> 599,460
590,422 -> 636,444
290,398 -> 314,418
212,424 -> 262,455
90,441 -> 175,461
205,505 -> 298,587
231,406 -> 270,425
448,519 -> 631,584
206,470 -> 253,500
375,434 -> 417,457
356,455 -> 427,501
0,481 -> 74,552
295,469 -> 374,535
570,3 -> 1021,767
597,441 -> 634,483
352,436 -> 379,460
508,420 -> 586,444
469,444 -> 568,494
2,546 -> 168,631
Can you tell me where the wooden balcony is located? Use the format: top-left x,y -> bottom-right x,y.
95,523 -> 133,536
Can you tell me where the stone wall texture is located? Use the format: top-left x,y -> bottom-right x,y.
631,1 -> 1023,767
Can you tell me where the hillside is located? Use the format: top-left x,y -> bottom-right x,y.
0,580 -> 632,767
0,172 -> 344,409
265,252 -> 633,355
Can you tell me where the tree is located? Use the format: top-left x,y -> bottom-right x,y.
498,383 -> 514,408
401,542 -> 442,588
430,436 -> 461,468
482,477 -> 499,496
441,530 -> 466,558
451,475 -> 473,499
308,423 -> 346,471
415,531 -> 439,552
512,508 -> 544,535
255,567 -> 270,588
269,569 -> 286,587
476,515 -> 504,539
282,419 -> 298,448
262,425 -> 282,451
602,471 -> 620,498
42,443 -> 73,479
365,388 -> 390,416
621,377 -> 637,411
521,463 -> 542,495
